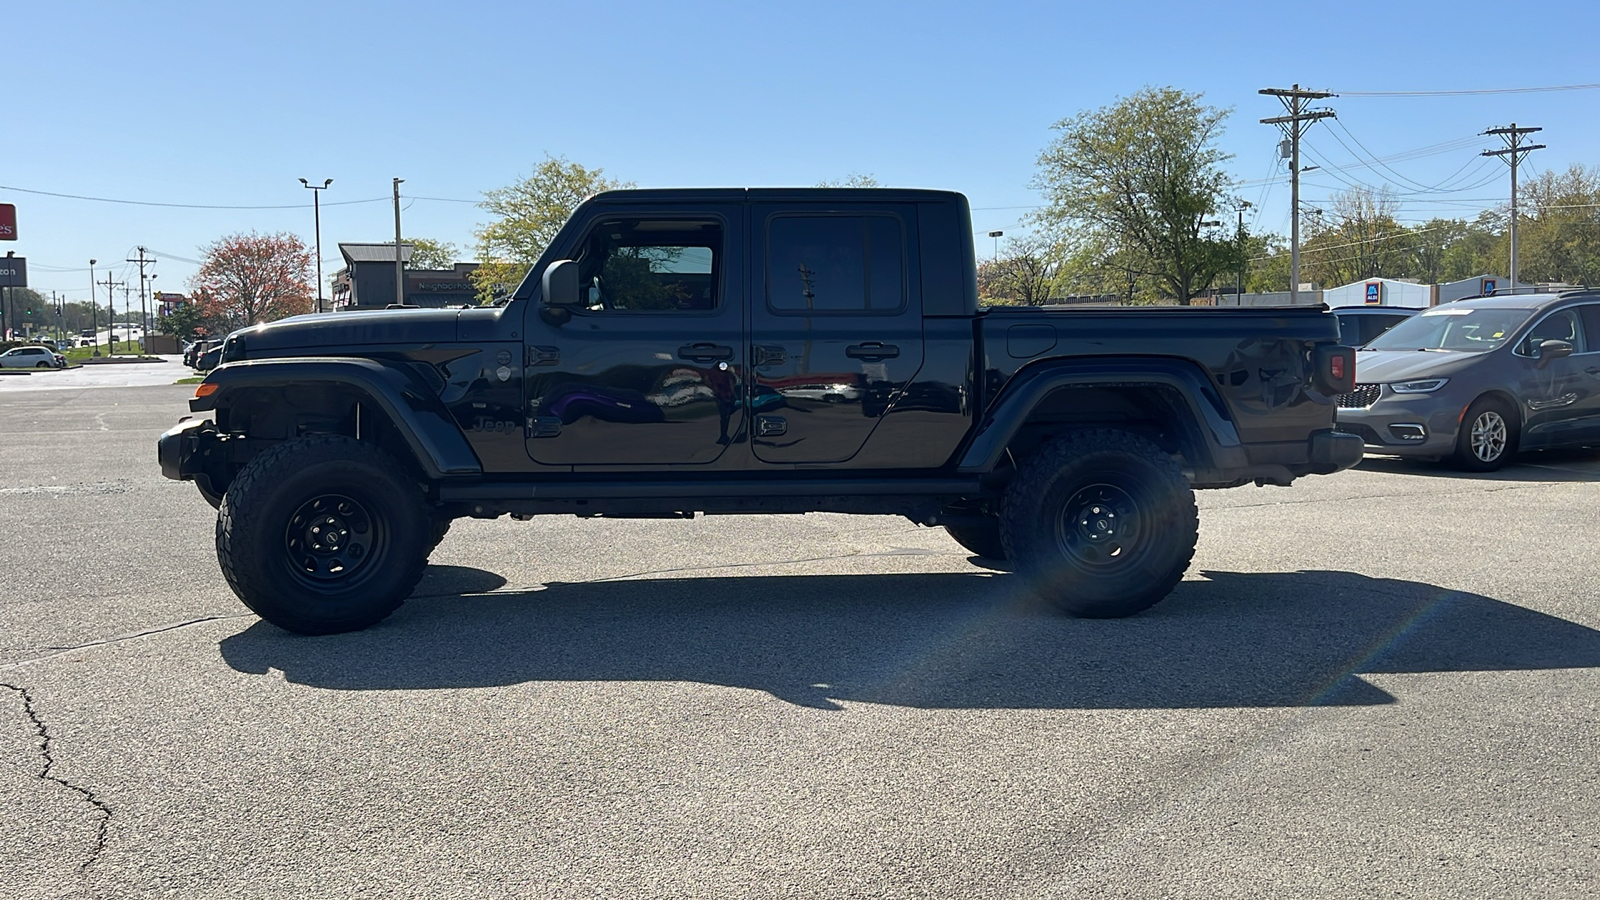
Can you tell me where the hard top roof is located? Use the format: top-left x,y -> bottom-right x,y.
1434,289 -> 1599,310
586,187 -> 968,204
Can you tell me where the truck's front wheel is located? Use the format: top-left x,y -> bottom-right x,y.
1000,430 -> 1197,618
216,435 -> 430,635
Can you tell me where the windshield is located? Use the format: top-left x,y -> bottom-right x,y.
1365,306 -> 1533,352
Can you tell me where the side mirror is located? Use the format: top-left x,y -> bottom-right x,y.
1537,339 -> 1574,367
541,260 -> 580,308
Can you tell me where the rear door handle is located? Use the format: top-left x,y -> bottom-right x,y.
752,345 -> 787,367
677,343 -> 734,362
845,342 -> 899,361
1586,367 -> 1600,376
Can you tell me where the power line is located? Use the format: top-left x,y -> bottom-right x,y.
1337,83 -> 1600,97
0,184 -> 389,210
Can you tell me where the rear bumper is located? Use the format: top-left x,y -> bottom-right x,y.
1308,429 -> 1365,473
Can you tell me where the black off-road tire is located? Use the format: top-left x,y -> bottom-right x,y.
944,521 -> 1007,560
1453,396 -> 1518,472
429,517 -> 452,553
216,435 -> 430,635
999,430 -> 1198,618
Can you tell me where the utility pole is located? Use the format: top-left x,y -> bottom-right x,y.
127,247 -> 156,353
1482,124 -> 1544,289
393,177 -> 406,307
1261,85 -> 1336,305
300,178 -> 333,311
1236,201 -> 1252,305
121,285 -> 133,348
99,272 -> 123,356
88,260 -> 97,356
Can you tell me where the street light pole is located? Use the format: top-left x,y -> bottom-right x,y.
300,178 -> 333,311
88,259 -> 98,357
988,230 -> 1004,261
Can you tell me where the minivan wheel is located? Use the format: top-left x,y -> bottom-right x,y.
1453,397 -> 1518,471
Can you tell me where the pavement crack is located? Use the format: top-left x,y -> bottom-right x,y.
1,615 -> 253,671
1,681 -> 112,876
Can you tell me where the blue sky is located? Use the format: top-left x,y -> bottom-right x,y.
7,0 -> 1598,301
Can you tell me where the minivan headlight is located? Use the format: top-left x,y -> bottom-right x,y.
1389,378 -> 1449,394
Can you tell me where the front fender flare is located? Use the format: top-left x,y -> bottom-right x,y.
956,357 -> 1245,473
191,357 -> 481,478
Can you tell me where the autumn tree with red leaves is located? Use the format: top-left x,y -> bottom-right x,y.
191,232 -> 314,331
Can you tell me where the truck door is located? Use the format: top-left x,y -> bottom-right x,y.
522,208 -> 745,466
748,205 -> 924,464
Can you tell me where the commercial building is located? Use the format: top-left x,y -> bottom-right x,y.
330,243 -> 481,311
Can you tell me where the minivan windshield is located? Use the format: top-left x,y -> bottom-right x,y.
1365,306 -> 1533,352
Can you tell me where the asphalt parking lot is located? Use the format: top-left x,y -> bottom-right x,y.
2,384 -> 1597,899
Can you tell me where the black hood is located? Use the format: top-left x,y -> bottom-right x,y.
233,309 -> 462,351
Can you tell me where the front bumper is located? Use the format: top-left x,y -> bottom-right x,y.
1336,390 -> 1463,459
157,417 -> 214,480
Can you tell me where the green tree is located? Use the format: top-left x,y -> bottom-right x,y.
1299,187 -> 1411,287
404,237 -> 460,271
156,302 -> 209,339
1033,86 -> 1238,304
472,156 -> 633,303
1407,218 -> 1470,286
1439,212 -> 1502,282
816,173 -> 881,188
1513,163 -> 1600,286
978,234 -> 1060,305
1245,233 -> 1291,293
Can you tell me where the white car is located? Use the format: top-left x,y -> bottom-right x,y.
0,346 -> 66,369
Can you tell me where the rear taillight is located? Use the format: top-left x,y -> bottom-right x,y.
1312,344 -> 1356,395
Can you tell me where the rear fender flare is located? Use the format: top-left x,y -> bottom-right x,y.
956,357 -> 1244,473
191,358 -> 482,478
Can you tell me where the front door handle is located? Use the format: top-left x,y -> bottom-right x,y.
678,343 -> 734,362
845,342 -> 899,361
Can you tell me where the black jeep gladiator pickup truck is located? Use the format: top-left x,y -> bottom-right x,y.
159,188 -> 1361,634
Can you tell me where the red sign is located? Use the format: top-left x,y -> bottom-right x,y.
0,204 -> 15,241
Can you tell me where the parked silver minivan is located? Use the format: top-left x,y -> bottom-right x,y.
1335,291 -> 1600,470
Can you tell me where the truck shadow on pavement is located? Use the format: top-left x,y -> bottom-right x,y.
218,567 -> 1600,710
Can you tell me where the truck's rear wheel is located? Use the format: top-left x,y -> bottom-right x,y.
1000,430 -> 1197,618
216,435 -> 429,635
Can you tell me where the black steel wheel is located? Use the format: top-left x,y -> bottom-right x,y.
1453,396 -> 1518,472
944,520 -> 1007,560
1000,430 -> 1197,618
216,435 -> 429,635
